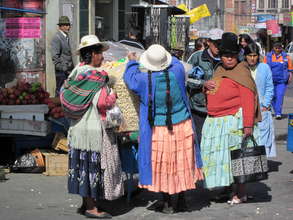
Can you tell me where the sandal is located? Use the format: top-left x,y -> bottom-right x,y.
227,196 -> 247,205
84,211 -> 112,219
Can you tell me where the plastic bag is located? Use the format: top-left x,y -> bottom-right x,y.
104,105 -> 124,128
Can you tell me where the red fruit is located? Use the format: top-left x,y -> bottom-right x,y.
9,94 -> 16,99
22,100 -> 27,105
14,89 -> 21,97
44,92 -> 50,98
48,103 -> 56,109
43,98 -> 51,104
15,99 -> 21,105
53,113 -> 60,118
32,99 -> 38,104
59,111 -> 64,117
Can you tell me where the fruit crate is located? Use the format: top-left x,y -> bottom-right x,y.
0,104 -> 50,136
41,150 -> 68,176
0,104 -> 49,121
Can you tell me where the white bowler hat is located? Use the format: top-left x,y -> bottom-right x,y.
76,35 -> 109,53
139,44 -> 172,72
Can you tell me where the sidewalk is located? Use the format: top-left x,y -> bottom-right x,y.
1,96 -> 293,220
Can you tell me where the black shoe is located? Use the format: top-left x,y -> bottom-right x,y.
275,115 -> 282,120
77,205 -> 86,215
161,202 -> 175,214
84,211 -> 112,219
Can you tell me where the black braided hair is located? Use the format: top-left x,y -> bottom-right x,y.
80,44 -> 103,64
164,70 -> 173,131
147,70 -> 154,127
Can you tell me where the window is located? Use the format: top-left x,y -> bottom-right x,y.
258,0 -> 264,8
282,0 -> 289,8
268,0 -> 278,8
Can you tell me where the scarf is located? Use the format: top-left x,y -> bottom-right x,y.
213,61 -> 262,123
60,64 -> 108,119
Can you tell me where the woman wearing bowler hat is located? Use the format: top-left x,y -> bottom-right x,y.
201,32 -> 261,204
124,44 -> 203,213
61,35 -> 124,218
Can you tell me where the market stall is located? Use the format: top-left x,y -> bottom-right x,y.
130,3 -> 190,60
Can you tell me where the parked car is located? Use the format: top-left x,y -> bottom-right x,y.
285,41 -> 293,60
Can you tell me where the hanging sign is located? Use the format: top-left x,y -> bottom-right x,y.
266,19 -> 281,35
4,17 -> 41,38
186,4 -> 211,24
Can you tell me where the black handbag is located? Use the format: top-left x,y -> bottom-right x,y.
231,135 -> 268,184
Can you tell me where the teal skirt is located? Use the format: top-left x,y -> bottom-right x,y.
201,109 -> 258,189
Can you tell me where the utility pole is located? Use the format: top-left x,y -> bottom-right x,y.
217,0 -> 221,28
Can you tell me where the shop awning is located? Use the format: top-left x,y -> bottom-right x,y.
0,7 -> 46,14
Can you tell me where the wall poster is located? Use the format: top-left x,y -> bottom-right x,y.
4,17 -> 41,38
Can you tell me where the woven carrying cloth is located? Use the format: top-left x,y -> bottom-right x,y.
60,64 -> 108,119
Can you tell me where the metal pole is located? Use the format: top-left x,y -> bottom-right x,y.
217,0 -> 221,28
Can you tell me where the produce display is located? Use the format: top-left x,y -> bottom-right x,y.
46,98 -> 64,119
0,81 -> 64,119
100,42 -> 144,132
0,81 -> 49,105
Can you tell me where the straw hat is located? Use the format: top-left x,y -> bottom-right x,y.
76,35 -> 109,54
139,44 -> 172,71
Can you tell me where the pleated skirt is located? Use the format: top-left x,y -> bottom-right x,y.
140,119 -> 204,195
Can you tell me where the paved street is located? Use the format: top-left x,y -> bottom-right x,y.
1,87 -> 293,220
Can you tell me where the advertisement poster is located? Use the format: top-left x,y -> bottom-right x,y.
266,19 -> 281,35
5,17 -> 41,38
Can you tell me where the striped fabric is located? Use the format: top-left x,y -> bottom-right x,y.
60,65 -> 108,119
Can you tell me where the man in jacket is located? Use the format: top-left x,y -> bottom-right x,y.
187,28 -> 223,143
264,42 -> 293,119
51,16 -> 74,96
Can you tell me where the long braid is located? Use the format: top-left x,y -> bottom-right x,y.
164,70 -> 173,131
147,71 -> 154,127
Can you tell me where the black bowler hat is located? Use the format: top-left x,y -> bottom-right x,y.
219,32 -> 240,55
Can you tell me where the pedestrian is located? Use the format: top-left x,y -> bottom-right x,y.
244,43 -> 276,157
264,42 -> 293,119
238,34 -> 254,61
119,27 -> 145,50
60,35 -> 124,218
201,32 -> 261,204
193,38 -> 207,52
51,16 -> 74,96
186,28 -> 223,143
124,44 -> 203,213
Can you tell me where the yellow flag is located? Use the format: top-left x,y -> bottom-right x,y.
186,4 -> 211,24
177,4 -> 188,12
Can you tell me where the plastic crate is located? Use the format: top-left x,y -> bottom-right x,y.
0,105 -> 49,121
288,113 -> 293,152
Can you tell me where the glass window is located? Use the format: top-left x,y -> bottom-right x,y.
282,0 -> 289,8
268,0 -> 278,8
80,1 -> 89,38
258,0 -> 264,8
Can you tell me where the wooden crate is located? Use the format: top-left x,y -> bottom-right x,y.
52,132 -> 68,152
41,151 -> 68,176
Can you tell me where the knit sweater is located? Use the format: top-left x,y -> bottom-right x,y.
207,78 -> 255,127
154,72 -> 190,126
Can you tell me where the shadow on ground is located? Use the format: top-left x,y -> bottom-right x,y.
268,160 -> 282,172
